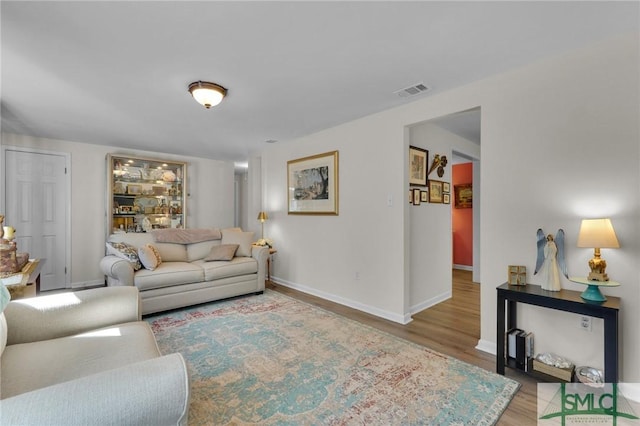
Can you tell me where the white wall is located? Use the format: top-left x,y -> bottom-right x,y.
261,32 -> 639,380
0,133 -> 235,288
262,118 -> 409,323
247,156 -> 263,239
478,32 -> 639,380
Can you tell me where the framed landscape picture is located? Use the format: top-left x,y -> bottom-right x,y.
409,146 -> 428,186
288,151 -> 339,215
454,183 -> 473,208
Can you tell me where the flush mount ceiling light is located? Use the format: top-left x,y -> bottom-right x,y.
188,81 -> 227,109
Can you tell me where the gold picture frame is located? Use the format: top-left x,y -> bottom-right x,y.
454,183 -> 473,208
428,180 -> 444,203
287,151 -> 339,215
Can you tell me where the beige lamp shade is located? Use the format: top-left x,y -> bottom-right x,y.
577,218 -> 620,248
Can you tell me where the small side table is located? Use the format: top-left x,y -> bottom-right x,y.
496,282 -> 620,383
1,259 -> 43,300
267,248 -> 277,282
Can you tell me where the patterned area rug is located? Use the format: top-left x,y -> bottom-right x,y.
146,290 -> 519,425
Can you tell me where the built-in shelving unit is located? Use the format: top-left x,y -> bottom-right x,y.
106,154 -> 187,236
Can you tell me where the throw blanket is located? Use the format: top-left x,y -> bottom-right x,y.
152,228 -> 222,244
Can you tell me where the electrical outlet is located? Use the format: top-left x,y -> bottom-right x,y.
580,316 -> 592,332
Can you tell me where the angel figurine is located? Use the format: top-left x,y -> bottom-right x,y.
534,229 -> 568,291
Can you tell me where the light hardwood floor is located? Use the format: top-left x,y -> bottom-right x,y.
268,269 -> 538,425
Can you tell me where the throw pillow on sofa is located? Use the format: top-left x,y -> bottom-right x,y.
138,244 -> 162,270
204,244 -> 239,262
106,242 -> 142,271
221,230 -> 254,257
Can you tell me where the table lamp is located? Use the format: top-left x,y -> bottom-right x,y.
576,218 -> 620,282
257,211 -> 268,239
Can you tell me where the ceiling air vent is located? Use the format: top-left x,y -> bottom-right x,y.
394,83 -> 429,98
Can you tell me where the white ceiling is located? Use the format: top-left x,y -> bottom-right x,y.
2,1 -> 637,163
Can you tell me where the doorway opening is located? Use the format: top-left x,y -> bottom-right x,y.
408,107 -> 480,347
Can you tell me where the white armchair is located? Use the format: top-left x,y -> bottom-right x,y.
0,287 -> 190,426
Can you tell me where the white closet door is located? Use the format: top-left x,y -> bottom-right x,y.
5,149 -> 68,291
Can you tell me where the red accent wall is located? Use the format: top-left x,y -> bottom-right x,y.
452,163 -> 473,266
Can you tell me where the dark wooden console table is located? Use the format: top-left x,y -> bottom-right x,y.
496,282 -> 620,383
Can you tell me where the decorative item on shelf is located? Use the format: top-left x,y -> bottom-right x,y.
257,211 -> 269,239
576,218 -> 620,282
162,170 -> 176,182
127,184 -> 142,195
0,215 -> 29,274
575,366 -> 603,384
142,216 -> 152,233
570,218 -> 621,302
569,276 -> 620,303
113,182 -> 126,194
408,146 -> 428,186
534,229 -> 568,291
254,238 -> 274,249
533,353 -> 575,382
3,226 -> 16,241
508,265 -> 527,285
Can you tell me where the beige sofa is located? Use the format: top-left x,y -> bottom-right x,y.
0,286 -> 190,425
100,228 -> 269,315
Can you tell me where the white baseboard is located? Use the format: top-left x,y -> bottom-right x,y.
475,339 -> 496,355
453,264 -> 473,271
71,279 -> 105,289
410,291 -> 451,315
271,276 -> 412,325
